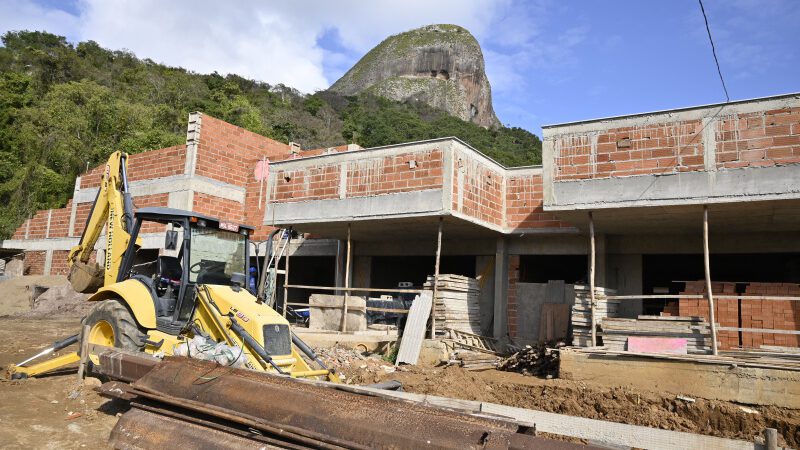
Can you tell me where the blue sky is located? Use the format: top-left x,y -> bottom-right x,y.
2,0 -> 798,135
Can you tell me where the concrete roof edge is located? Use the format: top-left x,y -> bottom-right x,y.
541,92 -> 800,129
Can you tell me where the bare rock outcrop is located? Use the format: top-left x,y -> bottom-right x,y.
330,24 -> 500,128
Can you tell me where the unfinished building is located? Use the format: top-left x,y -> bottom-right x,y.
4,93 -> 800,352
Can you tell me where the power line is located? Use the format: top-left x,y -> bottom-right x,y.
698,0 -> 730,102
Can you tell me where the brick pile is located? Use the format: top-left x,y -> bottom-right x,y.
741,283 -> 800,348
677,281 -> 739,349
676,281 -> 800,349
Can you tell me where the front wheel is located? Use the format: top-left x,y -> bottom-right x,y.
81,299 -> 147,360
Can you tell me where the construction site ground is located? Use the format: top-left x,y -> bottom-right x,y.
0,277 -> 798,448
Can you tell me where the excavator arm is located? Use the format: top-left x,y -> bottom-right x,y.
68,151 -> 137,293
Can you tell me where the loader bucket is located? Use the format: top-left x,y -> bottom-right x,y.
68,261 -> 104,293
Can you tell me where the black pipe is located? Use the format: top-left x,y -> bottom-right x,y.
228,317 -> 286,375
291,333 -> 328,370
54,334 -> 79,351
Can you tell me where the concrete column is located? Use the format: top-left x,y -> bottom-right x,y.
606,253 -> 643,318
45,209 -> 52,239
43,250 -> 53,275
353,256 -> 372,289
476,255 -> 496,335
493,237 -> 509,339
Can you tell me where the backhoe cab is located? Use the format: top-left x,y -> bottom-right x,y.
10,152 -> 333,381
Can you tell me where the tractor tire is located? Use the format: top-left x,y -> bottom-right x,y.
82,299 -> 147,353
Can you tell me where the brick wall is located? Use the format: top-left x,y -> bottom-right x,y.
553,120 -> 704,181
193,193 -> 245,223
195,115 -> 290,188
48,203 -> 72,238
24,251 -> 45,275
507,255 -> 520,338
551,105 -> 800,182
80,145 -> 187,189
50,250 -> 70,275
135,193 -> 170,233
453,155 -> 504,227
26,209 -> 50,239
271,148 -> 445,204
274,164 -> 341,202
715,107 -> 800,168
506,173 -> 570,230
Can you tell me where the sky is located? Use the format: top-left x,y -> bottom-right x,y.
1,0 -> 798,135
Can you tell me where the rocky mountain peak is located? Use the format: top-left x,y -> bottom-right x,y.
329,24 -> 500,128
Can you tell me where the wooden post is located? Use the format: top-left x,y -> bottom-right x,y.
763,428 -> 778,450
703,206 -> 719,355
430,217 -> 443,339
282,229 -> 292,319
588,211 -> 597,347
341,223 -> 352,332
76,324 -> 90,380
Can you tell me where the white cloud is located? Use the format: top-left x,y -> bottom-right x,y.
0,0 -> 503,92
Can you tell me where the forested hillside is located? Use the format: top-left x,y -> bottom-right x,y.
0,31 -> 542,239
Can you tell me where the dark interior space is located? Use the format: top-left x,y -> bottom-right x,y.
518,255 -> 588,284
370,255 -> 476,290
274,256 -> 336,305
642,253 -> 800,314
132,249 -> 160,278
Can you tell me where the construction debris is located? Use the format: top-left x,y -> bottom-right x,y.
447,349 -> 500,371
571,286 -> 618,346
424,274 -> 481,335
499,341 -> 565,378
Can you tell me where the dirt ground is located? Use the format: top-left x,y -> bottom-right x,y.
0,317 -> 120,449
0,275 -> 69,316
0,276 -> 798,448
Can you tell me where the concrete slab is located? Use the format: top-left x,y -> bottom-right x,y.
560,349 -> 800,409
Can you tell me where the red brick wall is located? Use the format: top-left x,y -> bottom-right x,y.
554,120 -> 704,181
507,255 -> 520,338
193,193 -> 245,223
135,193 -> 170,233
453,157 -> 504,227
347,149 -> 443,197
12,219 -> 28,239
73,203 -> 93,237
274,164 -> 341,202
50,250 -> 70,275
271,148 -> 445,204
26,210 -> 50,239
48,205 -> 71,238
80,145 -> 187,189
506,173 -> 571,230
24,251 -> 45,275
715,107 -> 800,168
195,115 -> 290,188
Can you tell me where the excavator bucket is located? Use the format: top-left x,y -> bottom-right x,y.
68,261 -> 105,294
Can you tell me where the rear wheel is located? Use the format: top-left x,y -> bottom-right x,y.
81,300 -> 147,370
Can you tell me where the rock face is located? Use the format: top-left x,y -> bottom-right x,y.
330,24 -> 500,128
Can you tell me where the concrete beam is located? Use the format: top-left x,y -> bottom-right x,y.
74,174 -> 245,204
547,165 -> 800,210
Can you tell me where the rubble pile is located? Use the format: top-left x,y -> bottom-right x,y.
498,341 -> 565,378
313,346 -> 397,384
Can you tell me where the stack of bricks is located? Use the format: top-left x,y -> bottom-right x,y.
678,281 -> 740,349
741,283 -> 800,348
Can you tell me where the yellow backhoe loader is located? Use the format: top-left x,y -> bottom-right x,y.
9,151 -> 334,381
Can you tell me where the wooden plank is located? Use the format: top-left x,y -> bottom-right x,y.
538,303 -> 570,341
395,291 -> 433,365
284,284 -> 423,294
717,327 -> 800,335
76,324 -> 90,380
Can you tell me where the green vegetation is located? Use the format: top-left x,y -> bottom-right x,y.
0,31 -> 542,239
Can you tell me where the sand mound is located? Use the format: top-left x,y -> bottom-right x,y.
0,275 -> 68,316
18,282 -> 92,319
